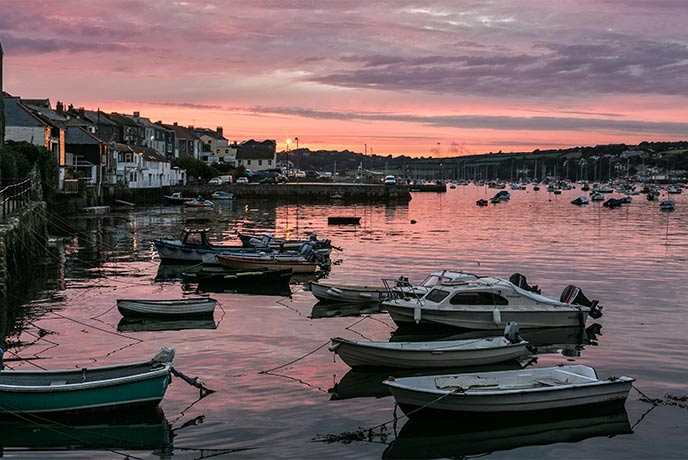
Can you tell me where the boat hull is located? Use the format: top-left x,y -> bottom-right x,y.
216,254 -> 318,273
117,298 -> 216,319
385,302 -> 589,330
330,337 -> 530,368
310,282 -> 390,304
0,363 -> 172,415
384,366 -> 633,418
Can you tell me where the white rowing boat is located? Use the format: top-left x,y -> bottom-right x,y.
330,323 -> 530,368
116,298 -> 216,319
383,365 -> 634,417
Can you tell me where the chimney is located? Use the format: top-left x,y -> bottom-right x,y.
56,101 -> 64,113
133,111 -> 140,117
217,126 -> 223,137
188,125 -> 194,130
173,122 -> 178,126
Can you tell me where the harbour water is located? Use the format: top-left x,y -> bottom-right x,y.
8,185 -> 688,459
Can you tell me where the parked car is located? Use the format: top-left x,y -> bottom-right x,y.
259,176 -> 277,184
208,177 -> 222,185
384,175 -> 397,185
236,177 -> 249,184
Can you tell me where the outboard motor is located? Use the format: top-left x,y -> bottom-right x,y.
503,322 -> 522,343
560,285 -> 604,319
509,273 -> 541,294
299,242 -> 315,261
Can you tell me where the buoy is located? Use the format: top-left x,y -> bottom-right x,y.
492,308 -> 502,326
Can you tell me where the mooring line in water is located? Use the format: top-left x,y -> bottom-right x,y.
258,340 -> 331,374
258,370 -> 330,394
48,310 -> 144,357
312,391 -> 460,444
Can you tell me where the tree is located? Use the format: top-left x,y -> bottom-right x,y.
171,157 -> 219,182
2,140 -> 57,197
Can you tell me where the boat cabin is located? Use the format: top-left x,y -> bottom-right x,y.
179,228 -> 214,248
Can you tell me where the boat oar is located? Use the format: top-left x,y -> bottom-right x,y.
171,366 -> 215,398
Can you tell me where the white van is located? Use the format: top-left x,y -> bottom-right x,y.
384,175 -> 396,185
219,175 -> 233,184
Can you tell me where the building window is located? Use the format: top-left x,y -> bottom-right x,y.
247,160 -> 251,165
268,160 -> 272,165
259,160 -> 263,166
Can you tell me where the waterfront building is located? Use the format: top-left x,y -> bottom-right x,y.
161,122 -> 201,160
194,126 -> 233,165
235,139 -> 276,173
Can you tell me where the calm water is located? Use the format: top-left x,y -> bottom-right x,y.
7,185 -> 688,459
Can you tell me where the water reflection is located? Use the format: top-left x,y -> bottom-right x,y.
310,301 -> 386,319
117,317 -> 218,333
0,407 -> 173,456
383,405 -> 632,459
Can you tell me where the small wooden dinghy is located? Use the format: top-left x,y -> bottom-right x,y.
117,297 -> 216,319
330,335 -> 530,369
0,348 -> 175,415
310,281 -> 391,304
383,364 -> 634,417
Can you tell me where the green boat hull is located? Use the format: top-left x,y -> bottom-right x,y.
0,366 -> 171,415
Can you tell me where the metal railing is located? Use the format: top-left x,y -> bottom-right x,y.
0,178 -> 32,221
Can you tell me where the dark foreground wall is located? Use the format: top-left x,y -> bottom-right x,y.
0,201 -> 48,315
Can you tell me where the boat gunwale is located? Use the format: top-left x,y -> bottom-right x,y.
0,362 -> 171,393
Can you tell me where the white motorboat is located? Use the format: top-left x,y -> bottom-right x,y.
329,323 -> 530,368
117,297 -> 216,319
383,365 -> 634,417
383,275 -> 603,330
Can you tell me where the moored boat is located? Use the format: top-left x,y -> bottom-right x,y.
116,297 -> 216,319
383,365 -> 634,417
329,323 -> 530,368
0,348 -> 175,415
659,199 -> 675,210
383,275 -> 603,330
216,251 -> 325,273
211,191 -> 234,200
163,192 -> 193,204
183,198 -> 214,208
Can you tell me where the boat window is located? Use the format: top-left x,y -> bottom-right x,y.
421,275 -> 440,287
424,289 -> 450,303
184,233 -> 203,246
449,292 -> 509,306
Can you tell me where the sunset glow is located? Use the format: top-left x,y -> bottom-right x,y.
3,1 -> 688,156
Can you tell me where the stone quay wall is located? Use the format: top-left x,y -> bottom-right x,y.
0,201 -> 48,310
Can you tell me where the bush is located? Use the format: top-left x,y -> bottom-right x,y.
1,141 -> 57,197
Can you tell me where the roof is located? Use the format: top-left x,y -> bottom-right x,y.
3,96 -> 48,127
236,139 -> 276,160
66,126 -> 103,145
76,109 -> 118,127
163,123 -> 198,140
108,112 -> 141,127
130,145 -> 167,162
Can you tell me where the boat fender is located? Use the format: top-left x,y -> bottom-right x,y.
414,303 -> 422,323
492,308 -> 502,326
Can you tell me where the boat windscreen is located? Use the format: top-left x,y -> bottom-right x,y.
424,289 -> 450,303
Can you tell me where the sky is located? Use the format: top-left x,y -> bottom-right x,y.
2,0 -> 688,157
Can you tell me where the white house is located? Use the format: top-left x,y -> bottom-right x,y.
111,142 -> 185,188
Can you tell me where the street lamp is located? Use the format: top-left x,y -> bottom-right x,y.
295,137 -> 299,173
